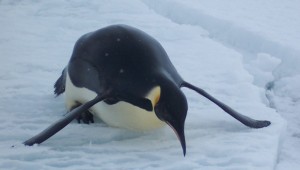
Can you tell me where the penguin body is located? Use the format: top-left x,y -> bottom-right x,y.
24,24 -> 271,156
58,24 -> 180,130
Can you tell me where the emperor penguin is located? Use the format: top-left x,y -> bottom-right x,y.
24,25 -> 271,156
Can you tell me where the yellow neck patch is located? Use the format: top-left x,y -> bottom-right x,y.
146,86 -> 161,107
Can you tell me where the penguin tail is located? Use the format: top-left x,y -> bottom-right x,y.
54,68 -> 66,96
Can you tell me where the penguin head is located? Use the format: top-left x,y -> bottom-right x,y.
152,80 -> 188,156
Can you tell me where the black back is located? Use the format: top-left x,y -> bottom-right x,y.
67,24 -> 183,97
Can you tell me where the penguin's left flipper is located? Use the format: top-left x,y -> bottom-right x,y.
181,82 -> 271,128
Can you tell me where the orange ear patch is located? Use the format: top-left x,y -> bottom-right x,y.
146,86 -> 161,107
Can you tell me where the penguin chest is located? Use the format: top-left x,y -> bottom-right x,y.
91,101 -> 165,130
65,73 -> 165,131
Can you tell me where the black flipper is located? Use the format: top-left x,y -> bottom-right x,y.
117,93 -> 153,112
181,82 -> 271,128
23,94 -> 108,146
54,68 -> 66,96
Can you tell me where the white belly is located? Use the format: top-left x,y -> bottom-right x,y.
65,72 -> 165,131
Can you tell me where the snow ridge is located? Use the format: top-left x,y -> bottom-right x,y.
143,0 -> 300,79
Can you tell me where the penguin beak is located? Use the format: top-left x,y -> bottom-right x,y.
150,86 -> 187,156
165,121 -> 186,156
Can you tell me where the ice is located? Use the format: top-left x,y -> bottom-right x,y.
0,0 -> 299,169
247,53 -> 281,87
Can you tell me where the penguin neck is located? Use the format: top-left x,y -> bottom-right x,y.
146,86 -> 161,107
157,75 -> 181,99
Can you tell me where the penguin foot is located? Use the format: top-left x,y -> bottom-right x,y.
76,110 -> 94,124
70,103 -> 94,124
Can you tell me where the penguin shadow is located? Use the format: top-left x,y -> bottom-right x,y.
43,120 -> 155,151
199,120 -> 250,132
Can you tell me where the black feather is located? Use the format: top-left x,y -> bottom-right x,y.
54,68 -> 66,96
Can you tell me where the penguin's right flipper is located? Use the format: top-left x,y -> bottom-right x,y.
117,92 -> 153,112
54,68 -> 66,96
23,94 -> 109,146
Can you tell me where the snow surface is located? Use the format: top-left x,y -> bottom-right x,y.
0,0 -> 299,169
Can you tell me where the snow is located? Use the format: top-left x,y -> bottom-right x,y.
0,0 -> 299,169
